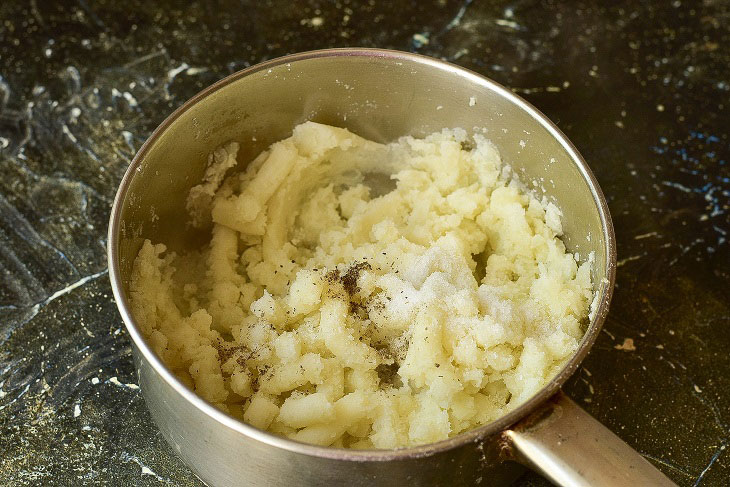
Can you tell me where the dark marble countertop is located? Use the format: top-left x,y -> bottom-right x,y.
1,1 -> 728,485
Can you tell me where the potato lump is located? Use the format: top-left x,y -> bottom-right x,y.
130,122 -> 593,449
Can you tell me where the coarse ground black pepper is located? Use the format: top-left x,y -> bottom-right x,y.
325,261 -> 373,315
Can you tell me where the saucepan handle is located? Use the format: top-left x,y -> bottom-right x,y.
500,390 -> 677,486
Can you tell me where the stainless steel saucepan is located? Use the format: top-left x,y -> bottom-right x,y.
108,48 -> 676,486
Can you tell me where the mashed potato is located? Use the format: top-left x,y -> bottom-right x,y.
130,122 -> 593,449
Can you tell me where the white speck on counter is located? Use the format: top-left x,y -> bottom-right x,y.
91,377 -> 100,385
123,91 -> 138,108
694,385 -> 702,393
495,19 -> 521,30
186,66 -> 208,75
412,33 -> 429,47
62,124 -> 78,143
121,453 -> 168,482
615,338 -> 636,351
469,96 -> 476,106
634,231 -> 658,240
109,377 -> 140,390
436,105 -> 443,110
166,63 -> 190,81
309,16 -> 324,27
617,253 -> 645,267
519,140 -> 526,149
74,404 -> 82,417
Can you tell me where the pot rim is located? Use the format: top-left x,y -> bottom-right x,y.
107,47 -> 616,462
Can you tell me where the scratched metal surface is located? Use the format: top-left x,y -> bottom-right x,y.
0,0 -> 728,485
